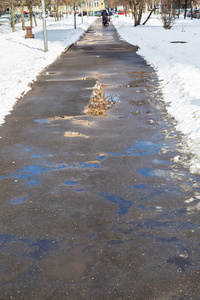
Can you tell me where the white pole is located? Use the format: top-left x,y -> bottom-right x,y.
41,0 -> 48,52
73,0 -> 76,29
81,0 -> 83,22
87,1 -> 88,18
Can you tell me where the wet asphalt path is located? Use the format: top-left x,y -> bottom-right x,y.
0,19 -> 200,299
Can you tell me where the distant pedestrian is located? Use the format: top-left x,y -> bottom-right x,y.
102,9 -> 108,26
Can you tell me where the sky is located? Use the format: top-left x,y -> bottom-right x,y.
1,13 -> 200,174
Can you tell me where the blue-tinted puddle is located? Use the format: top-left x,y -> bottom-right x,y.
0,160 -> 100,183
28,179 -> 38,186
0,165 -> 51,181
100,191 -> 133,216
98,154 -> 107,161
32,154 -> 44,158
108,140 -> 161,157
75,162 -> 100,169
151,159 -> 172,165
139,167 -> 171,178
133,183 -> 147,190
137,204 -> 145,210
30,238 -> 58,260
77,188 -> 84,192
167,256 -> 190,272
34,118 -> 51,124
64,180 -> 79,186
12,197 -> 27,204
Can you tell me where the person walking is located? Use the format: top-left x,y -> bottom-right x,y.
102,9 -> 108,26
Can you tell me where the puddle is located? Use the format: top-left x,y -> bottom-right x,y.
48,116 -> 94,127
30,239 -> 58,260
28,179 -> 38,186
64,131 -> 89,138
12,197 -> 27,204
138,167 -> 171,178
133,183 -> 147,190
72,119 -> 94,127
64,180 -> 79,186
136,218 -> 169,229
98,153 -> 107,161
151,159 -> 172,165
0,156 -> 102,184
77,188 -> 84,192
125,141 -> 160,156
76,161 -> 100,169
99,192 -> 133,216
137,204 -> 145,210
108,141 -> 161,157
123,83 -> 151,89
167,256 -> 190,271
84,82 -> 117,116
32,154 -> 44,158
34,118 -> 51,124
0,165 -> 51,181
95,141 -> 161,159
51,116 -> 73,121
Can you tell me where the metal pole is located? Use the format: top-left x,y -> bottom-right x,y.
87,1 -> 88,18
81,0 -> 83,23
74,0 -> 76,29
41,0 -> 48,52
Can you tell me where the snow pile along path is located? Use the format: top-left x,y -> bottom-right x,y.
0,15 -> 96,125
112,14 -> 200,174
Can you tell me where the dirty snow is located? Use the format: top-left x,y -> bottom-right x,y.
112,14 -> 200,174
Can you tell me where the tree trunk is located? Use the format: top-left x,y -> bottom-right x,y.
177,0 -> 181,18
143,6 -> 156,25
184,0 -> 187,19
11,0 -> 15,32
134,12 -> 139,26
29,5 -> 33,27
33,13 -> 37,26
191,0 -> 193,19
138,3 -> 143,24
55,3 -> 59,21
21,1 -> 25,30
133,2 -> 143,26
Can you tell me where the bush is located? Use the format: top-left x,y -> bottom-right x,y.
161,8 -> 176,29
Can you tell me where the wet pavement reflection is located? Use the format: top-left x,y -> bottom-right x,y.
0,19 -> 200,299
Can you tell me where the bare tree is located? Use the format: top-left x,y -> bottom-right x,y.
126,0 -> 145,26
143,6 -> 156,25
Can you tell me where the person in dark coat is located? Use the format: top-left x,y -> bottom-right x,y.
102,9 -> 108,26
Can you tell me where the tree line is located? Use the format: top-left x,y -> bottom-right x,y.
0,0 -> 198,31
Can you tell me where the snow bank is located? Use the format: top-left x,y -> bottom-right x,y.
112,14 -> 200,174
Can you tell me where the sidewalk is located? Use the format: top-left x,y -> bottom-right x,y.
0,19 -> 200,299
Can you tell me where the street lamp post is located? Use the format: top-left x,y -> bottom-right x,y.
74,0 -> 76,29
87,1 -> 88,18
41,0 -> 48,52
81,0 -> 83,23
